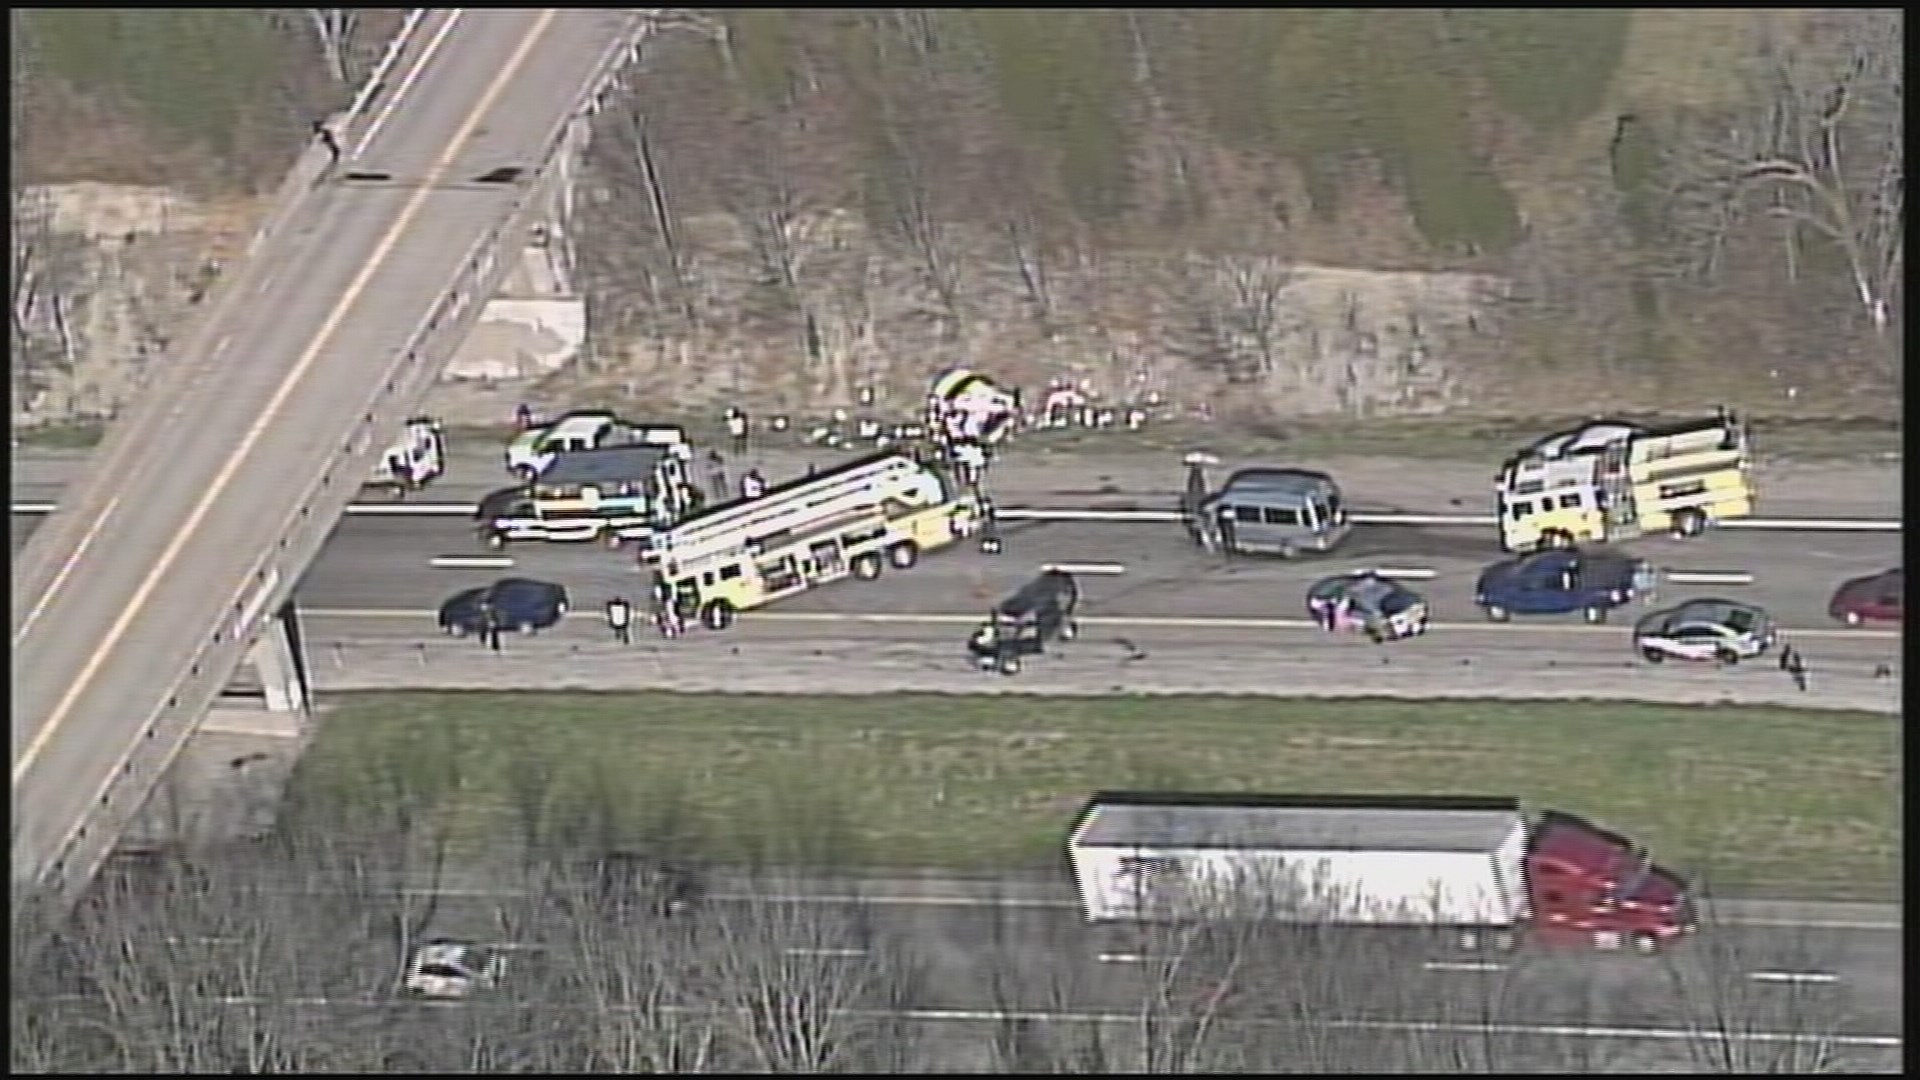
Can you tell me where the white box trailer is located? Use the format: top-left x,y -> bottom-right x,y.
1068,792 -> 1530,929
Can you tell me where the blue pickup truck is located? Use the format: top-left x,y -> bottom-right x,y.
1474,549 -> 1649,623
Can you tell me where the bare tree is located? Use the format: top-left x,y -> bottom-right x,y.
845,13 -> 967,337
599,94 -> 698,330
1173,255 -> 1296,391
304,9 -> 361,85
9,186 -> 85,421
1664,909 -> 1861,1074
1664,11 -> 1902,384
690,885 -> 925,1072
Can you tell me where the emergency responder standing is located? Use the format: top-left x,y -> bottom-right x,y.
952,439 -> 987,492
1181,461 -> 1207,546
725,407 -> 750,455
651,574 -> 683,639
740,468 -> 767,499
978,495 -> 1003,555
1780,645 -> 1808,692
387,448 -> 411,493
482,602 -> 504,652
515,402 -> 535,430
704,451 -> 729,505
605,596 -> 634,645
1216,505 -> 1239,558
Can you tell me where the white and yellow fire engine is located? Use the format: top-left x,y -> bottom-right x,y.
646,451 -> 986,630
1496,410 -> 1754,553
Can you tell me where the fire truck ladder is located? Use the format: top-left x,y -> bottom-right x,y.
1599,440 -> 1639,536
655,453 -> 941,568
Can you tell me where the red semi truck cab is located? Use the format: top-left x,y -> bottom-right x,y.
1523,809 -> 1697,952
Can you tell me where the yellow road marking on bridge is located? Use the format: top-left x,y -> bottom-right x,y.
16,11 -> 560,791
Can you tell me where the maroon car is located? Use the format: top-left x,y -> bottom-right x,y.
1828,568 -> 1902,625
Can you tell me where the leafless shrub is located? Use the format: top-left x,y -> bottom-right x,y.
1664,913 -> 1860,1073
686,875 -> 926,1073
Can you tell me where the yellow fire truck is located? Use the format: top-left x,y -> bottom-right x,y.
646,451 -> 987,630
1496,411 -> 1754,553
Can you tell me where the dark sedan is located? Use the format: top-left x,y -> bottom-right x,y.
1828,568 -> 1902,626
438,578 -> 569,637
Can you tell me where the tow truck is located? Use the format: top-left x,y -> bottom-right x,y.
477,443 -> 696,550
367,417 -> 445,497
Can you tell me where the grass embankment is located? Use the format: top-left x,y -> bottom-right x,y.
291,693 -> 1899,902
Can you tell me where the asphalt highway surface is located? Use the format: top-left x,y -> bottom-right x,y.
18,497 -> 1897,710
9,444 -> 1907,520
90,873 -> 1898,1066
8,10 -> 643,891
408,896 -> 1901,1039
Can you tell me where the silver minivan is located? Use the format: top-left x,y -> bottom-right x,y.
1188,467 -> 1351,557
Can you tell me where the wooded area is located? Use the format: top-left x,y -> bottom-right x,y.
12,806 -> 1866,1073
10,9 -> 1902,426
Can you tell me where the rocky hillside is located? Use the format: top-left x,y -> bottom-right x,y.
11,9 -> 1902,432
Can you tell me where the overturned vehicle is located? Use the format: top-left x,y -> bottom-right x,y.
967,570 -> 1081,676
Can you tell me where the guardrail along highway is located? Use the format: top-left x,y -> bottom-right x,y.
10,9 -> 646,901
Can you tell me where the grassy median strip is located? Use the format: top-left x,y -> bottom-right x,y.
290,693 -> 1898,901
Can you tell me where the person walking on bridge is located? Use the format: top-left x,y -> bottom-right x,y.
312,119 -> 342,169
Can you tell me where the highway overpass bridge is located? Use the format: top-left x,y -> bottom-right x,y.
10,9 -> 662,903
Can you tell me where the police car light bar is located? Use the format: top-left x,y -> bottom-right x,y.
1042,562 -> 1127,575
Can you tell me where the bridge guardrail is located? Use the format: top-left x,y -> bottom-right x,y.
24,5 -> 435,903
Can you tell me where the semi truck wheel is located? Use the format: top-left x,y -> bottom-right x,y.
702,601 -> 736,631
1672,509 -> 1706,538
1631,931 -> 1661,955
999,656 -> 1022,676
852,554 -> 884,581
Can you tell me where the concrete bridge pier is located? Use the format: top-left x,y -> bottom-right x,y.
446,112 -> 590,382
243,599 -> 313,715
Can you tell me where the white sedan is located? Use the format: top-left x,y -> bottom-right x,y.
1633,599 -> 1777,665
403,939 -> 505,999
